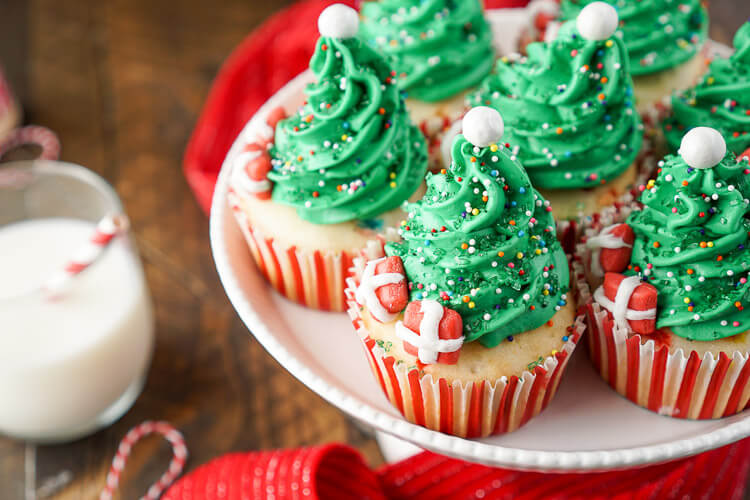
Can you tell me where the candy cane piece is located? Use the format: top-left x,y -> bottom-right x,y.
99,421 -> 188,500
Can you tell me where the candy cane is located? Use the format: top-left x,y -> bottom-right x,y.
100,421 -> 188,500
44,214 -> 129,296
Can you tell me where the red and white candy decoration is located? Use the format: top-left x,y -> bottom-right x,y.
585,223 -> 634,278
232,106 -> 287,200
396,300 -> 464,365
594,272 -> 657,335
356,256 -> 408,323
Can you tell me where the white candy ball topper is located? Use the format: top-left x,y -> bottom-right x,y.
576,2 -> 619,41
318,4 -> 359,39
679,127 -> 727,169
462,107 -> 504,148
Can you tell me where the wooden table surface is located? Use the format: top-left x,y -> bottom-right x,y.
0,1 -> 748,498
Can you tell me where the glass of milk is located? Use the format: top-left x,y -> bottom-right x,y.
0,160 -> 154,443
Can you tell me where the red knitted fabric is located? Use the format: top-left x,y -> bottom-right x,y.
163,439 -> 750,499
183,0 -> 531,213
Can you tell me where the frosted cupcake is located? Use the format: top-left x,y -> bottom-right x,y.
359,0 -> 495,166
469,3 -> 643,222
664,22 -> 750,157
559,0 -> 708,114
347,108 -> 582,437
229,4 -> 428,311
577,127 -> 750,419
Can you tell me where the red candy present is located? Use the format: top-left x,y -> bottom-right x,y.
374,256 -> 409,315
585,223 -> 634,277
234,141 -> 273,200
356,256 -> 408,323
398,300 -> 464,365
739,147 -> 750,163
595,272 -> 658,335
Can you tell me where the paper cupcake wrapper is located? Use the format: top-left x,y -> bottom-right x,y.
344,262 -> 584,438
228,191 -> 394,312
573,255 -> 750,419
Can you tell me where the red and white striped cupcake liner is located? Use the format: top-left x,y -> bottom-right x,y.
573,203 -> 750,419
228,191 -> 395,312
344,260 -> 584,438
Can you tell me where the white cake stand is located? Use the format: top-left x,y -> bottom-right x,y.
209,7 -> 749,472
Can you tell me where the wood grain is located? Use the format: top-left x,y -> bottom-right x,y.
0,0 -> 747,498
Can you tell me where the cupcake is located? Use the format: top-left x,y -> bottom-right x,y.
559,0 -> 708,114
664,22 -> 750,157
577,127 -> 750,419
469,2 -> 644,222
346,107 -> 583,437
358,0 -> 495,167
229,4 -> 428,311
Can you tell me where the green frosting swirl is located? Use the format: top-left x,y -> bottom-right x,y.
627,151 -> 750,341
469,21 -> 642,190
560,0 -> 708,76
385,133 -> 570,348
269,36 -> 428,224
665,22 -> 750,156
359,0 -> 494,102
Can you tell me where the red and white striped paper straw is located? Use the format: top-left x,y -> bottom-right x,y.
44,214 -> 129,297
100,421 -> 188,500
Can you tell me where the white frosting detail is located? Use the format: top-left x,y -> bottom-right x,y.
594,277 -> 656,332
318,4 -> 359,39
462,106 -> 504,148
576,2 -> 618,41
585,224 -> 632,278
679,127 -> 727,169
395,299 -> 465,364
232,149 -> 272,195
355,257 -> 405,323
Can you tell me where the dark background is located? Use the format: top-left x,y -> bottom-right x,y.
0,1 -> 748,498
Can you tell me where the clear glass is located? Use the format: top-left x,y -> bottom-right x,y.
0,160 -> 154,443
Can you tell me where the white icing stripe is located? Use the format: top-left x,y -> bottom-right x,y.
355,258 -> 405,323
594,283 -> 656,332
586,224 -> 632,278
395,299 -> 465,365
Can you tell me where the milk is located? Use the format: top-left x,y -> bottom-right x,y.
0,217 -> 154,442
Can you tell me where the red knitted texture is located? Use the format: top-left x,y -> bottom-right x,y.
163,439 -> 750,499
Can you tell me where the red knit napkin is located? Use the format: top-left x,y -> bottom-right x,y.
162,439 -> 750,499
183,0 -> 531,213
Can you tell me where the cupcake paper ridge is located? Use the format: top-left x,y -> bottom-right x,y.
470,17 -> 643,190
269,33 -> 428,224
359,0 -> 495,102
